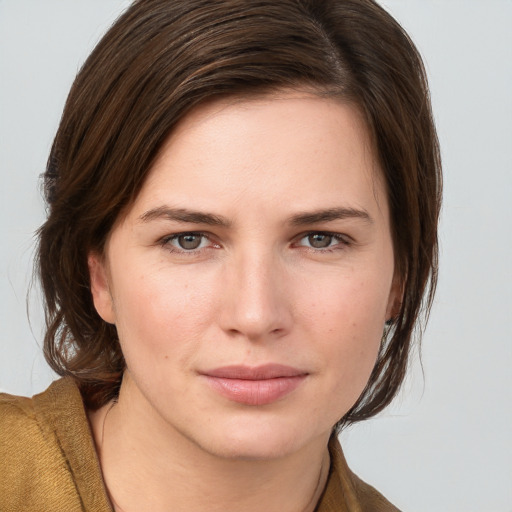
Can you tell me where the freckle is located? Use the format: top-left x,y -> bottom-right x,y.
164,355 -> 169,359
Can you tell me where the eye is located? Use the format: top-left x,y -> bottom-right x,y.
161,232 -> 213,252
296,232 -> 349,251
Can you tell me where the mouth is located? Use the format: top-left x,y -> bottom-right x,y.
200,364 -> 308,406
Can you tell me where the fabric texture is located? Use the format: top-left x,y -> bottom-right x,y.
0,378 -> 401,511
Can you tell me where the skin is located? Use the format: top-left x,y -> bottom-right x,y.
88,91 -> 400,512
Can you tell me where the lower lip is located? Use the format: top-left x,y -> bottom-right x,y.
203,375 -> 306,406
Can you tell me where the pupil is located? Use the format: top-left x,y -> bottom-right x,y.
179,234 -> 201,250
309,234 -> 332,248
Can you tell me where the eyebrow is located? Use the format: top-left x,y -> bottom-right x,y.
139,206 -> 232,227
288,207 -> 373,226
138,206 -> 372,228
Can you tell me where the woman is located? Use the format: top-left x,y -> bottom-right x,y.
0,0 -> 441,510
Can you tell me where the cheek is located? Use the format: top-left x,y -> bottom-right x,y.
110,264 -> 218,363
300,268 -> 390,341
298,271 -> 389,399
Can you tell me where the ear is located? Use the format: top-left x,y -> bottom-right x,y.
385,273 -> 403,323
88,252 -> 116,324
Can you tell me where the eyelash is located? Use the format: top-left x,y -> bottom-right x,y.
159,231 -> 352,255
296,232 -> 352,252
159,232 -> 216,254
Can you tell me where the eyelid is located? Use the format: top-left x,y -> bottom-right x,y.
158,230 -> 352,254
159,231 -> 219,253
293,231 -> 353,250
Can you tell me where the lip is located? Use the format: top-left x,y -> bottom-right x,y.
201,364 -> 308,406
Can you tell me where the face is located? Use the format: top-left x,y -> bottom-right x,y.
89,91 -> 399,460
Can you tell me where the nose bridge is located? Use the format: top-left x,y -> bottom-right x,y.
220,245 -> 291,340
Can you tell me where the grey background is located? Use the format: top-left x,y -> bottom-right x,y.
1,1 -> 511,510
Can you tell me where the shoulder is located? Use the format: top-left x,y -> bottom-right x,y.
0,378 -> 110,511
321,436 -> 402,512
0,389 -> 37,431
0,378 -> 82,460
349,472 -> 402,512
0,388 -> 60,478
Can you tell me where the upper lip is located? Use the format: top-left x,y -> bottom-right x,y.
201,364 -> 308,380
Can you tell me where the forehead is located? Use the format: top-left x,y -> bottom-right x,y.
129,90 -> 387,222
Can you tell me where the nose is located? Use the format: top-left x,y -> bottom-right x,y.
218,251 -> 293,342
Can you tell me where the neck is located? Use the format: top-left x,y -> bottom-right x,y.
88,375 -> 331,512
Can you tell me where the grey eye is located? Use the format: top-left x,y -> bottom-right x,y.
307,233 -> 333,248
177,234 -> 203,250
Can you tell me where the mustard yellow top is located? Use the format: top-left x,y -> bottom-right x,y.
0,378 -> 400,511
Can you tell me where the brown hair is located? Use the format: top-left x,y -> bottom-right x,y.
38,0 -> 441,427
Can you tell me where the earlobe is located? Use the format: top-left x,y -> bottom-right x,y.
88,252 -> 116,324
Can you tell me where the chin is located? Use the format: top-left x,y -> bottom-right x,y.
187,415 -> 326,461
202,436 -> 299,461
